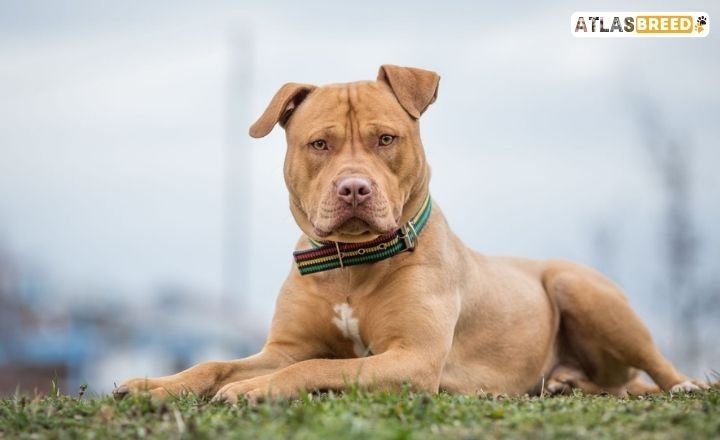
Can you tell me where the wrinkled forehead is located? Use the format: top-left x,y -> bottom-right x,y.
287,81 -> 410,134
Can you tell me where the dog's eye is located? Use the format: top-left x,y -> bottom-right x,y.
378,134 -> 396,147
310,139 -> 328,151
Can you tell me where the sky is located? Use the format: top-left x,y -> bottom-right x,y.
0,1 -> 718,372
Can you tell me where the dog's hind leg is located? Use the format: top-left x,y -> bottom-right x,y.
545,365 -> 628,396
543,261 -> 707,393
545,365 -> 660,396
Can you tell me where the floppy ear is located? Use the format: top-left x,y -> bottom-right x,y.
249,83 -> 317,138
377,65 -> 440,119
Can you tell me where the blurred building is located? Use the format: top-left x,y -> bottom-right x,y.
0,242 -> 261,396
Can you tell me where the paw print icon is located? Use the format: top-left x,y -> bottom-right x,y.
695,15 -> 708,33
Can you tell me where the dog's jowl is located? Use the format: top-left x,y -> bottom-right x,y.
114,65 -> 706,403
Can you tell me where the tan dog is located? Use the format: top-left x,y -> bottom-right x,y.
115,65 -> 705,403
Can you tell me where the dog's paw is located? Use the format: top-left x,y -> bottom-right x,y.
212,379 -> 267,405
670,380 -> 709,393
212,375 -> 293,405
113,378 -> 176,402
544,368 -> 580,396
212,382 -> 250,405
545,379 -> 573,396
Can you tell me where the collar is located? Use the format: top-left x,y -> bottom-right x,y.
293,194 -> 432,276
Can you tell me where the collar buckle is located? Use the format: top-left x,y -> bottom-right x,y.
399,221 -> 419,251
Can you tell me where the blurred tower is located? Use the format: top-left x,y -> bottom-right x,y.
223,26 -> 254,311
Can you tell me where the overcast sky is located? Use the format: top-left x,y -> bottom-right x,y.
1,1 -> 718,369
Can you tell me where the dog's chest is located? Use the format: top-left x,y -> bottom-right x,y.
331,303 -> 371,357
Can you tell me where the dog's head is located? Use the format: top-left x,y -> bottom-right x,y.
250,65 -> 440,243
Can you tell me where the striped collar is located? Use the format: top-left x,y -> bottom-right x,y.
293,195 -> 432,276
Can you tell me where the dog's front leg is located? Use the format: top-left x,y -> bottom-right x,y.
213,349 -> 443,404
113,347 -> 294,401
213,277 -> 461,404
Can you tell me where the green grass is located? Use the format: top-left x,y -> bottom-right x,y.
1,387 -> 719,439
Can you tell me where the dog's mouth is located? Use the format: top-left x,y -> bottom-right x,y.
331,218 -> 372,236
312,210 -> 399,239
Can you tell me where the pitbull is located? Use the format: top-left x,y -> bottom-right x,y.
115,65 -> 705,403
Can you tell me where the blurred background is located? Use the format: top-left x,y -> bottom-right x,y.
0,0 -> 718,396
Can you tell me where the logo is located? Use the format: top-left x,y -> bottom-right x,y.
571,12 -> 710,37
696,15 -> 708,33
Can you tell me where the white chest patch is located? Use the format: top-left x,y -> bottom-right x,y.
332,303 -> 370,357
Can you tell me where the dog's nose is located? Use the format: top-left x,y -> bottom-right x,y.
336,176 -> 372,206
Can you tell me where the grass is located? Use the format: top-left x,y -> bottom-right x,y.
1,386 -> 719,439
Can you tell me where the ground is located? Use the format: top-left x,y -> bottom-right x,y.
1,386 -> 719,439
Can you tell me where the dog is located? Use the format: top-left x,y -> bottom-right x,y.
114,65 -> 706,403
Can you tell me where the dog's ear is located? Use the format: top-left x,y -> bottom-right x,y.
249,83 -> 317,138
377,65 -> 440,119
